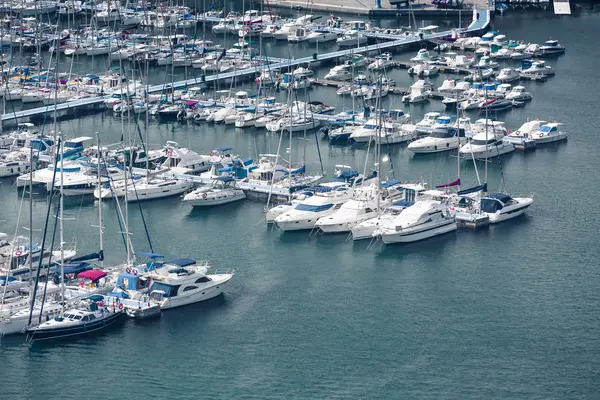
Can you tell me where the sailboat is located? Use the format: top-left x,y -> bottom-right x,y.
26,136 -> 126,342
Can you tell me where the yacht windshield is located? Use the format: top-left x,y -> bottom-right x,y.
431,130 -> 453,139
480,198 -> 503,213
295,204 -> 333,212
471,139 -> 496,146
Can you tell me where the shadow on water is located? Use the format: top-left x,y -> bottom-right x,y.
373,230 -> 459,261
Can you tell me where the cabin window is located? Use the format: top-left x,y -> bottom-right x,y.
183,286 -> 198,292
88,315 -> 96,321
150,282 -> 180,297
81,316 -> 89,322
365,208 -> 373,213
74,315 -> 82,320
195,276 -> 211,283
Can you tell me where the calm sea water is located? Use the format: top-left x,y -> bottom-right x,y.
1,8 -> 600,400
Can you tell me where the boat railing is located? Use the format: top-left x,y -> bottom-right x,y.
210,268 -> 235,276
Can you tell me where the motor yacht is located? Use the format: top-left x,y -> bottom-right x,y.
531,122 -> 567,144
314,180 -> 404,233
0,152 -> 31,178
265,190 -> 315,223
539,39 -> 565,56
459,131 -> 514,160
127,258 -> 233,309
375,200 -> 457,243
349,113 -> 410,143
408,126 -> 467,154
324,64 -> 353,81
480,193 -> 533,223
350,183 -> 426,240
415,112 -> 441,132
336,31 -> 367,47
502,119 -> 547,147
367,53 -> 393,71
16,161 -> 89,188
287,27 -> 310,43
519,60 -> 554,77
182,176 -> 245,207
275,182 -> 353,231
410,48 -> 430,63
496,68 -> 520,83
306,28 -> 338,43
505,85 -> 532,101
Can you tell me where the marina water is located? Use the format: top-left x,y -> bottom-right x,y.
2,8 -> 600,399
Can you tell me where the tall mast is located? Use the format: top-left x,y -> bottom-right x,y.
59,132 -> 65,314
456,91 -> 461,191
96,133 -> 104,269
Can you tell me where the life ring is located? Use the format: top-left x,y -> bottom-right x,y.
118,303 -> 124,310
133,269 -> 138,275
210,151 -> 214,156
126,267 -> 131,274
98,301 -> 103,307
220,154 -> 224,159
202,193 -> 207,199
79,280 -> 84,288
15,251 -> 22,256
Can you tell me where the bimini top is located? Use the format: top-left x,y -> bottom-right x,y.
136,252 -> 164,259
214,147 -> 233,152
381,179 -> 401,189
483,193 -> 513,203
166,258 -> 196,267
77,270 -> 108,282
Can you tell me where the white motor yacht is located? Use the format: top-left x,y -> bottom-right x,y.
502,119 -> 547,147
479,193 -> 533,223
539,39 -> 565,56
0,152 -> 31,178
367,53 -> 393,71
375,200 -> 457,244
96,176 -> 194,201
415,112 -> 441,132
324,64 -> 353,81
336,31 -> 367,47
460,131 -> 515,160
272,23 -> 299,40
505,85 -> 532,101
351,183 -> 426,240
275,182 -> 353,231
410,48 -> 430,63
183,176 -> 245,207
519,60 -> 554,77
16,161 -> 88,188
315,180 -> 404,233
408,127 -> 467,154
133,259 -> 233,309
437,79 -> 456,94
532,122 -> 567,144
496,68 -> 521,83
306,28 -> 338,43
265,190 -> 315,223
287,27 -> 310,43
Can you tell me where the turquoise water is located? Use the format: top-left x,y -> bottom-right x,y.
2,9 -> 600,399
